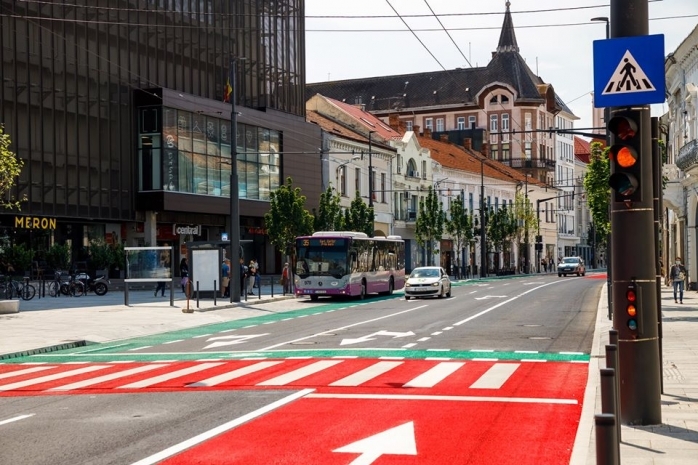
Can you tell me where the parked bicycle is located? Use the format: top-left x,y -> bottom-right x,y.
0,276 -> 36,300
48,271 -> 68,297
59,274 -> 85,297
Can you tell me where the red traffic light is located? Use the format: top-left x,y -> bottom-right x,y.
627,288 -> 637,302
608,116 -> 637,141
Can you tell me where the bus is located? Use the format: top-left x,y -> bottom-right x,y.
294,231 -> 405,300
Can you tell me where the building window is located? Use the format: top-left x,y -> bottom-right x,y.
457,117 -> 466,130
491,144 -> 498,160
501,95 -> 509,104
501,113 -> 509,142
405,120 -> 413,131
355,167 -> 361,195
468,115 -> 477,129
502,143 -> 510,161
339,165 -> 347,196
421,160 -> 427,179
469,193 -> 473,213
490,95 -> 498,104
525,142 -> 532,160
436,118 -> 445,132
381,173 -> 386,203
490,114 -> 498,144
425,118 -> 433,131
525,113 -> 532,142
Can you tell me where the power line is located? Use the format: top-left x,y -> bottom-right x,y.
422,0 -> 472,67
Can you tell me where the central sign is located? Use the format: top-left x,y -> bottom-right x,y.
173,224 -> 200,236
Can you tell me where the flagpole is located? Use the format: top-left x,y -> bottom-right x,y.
230,57 -> 241,303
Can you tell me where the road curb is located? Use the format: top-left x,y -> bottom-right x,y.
0,340 -> 89,361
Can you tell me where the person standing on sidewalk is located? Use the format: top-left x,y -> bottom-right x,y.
670,256 -> 687,304
180,258 -> 189,296
281,262 -> 290,295
221,259 -> 230,297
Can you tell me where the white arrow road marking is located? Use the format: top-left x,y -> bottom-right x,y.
340,331 -> 416,346
474,295 -> 507,300
333,421 -> 417,465
202,334 -> 269,350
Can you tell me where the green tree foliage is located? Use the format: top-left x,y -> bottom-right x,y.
312,185 -> 344,231
343,190 -> 374,236
583,142 -> 610,243
488,204 -> 517,253
445,195 -> 474,265
0,124 -> 25,209
512,192 -> 537,247
46,243 -> 71,271
264,177 -> 314,256
415,187 -> 445,265
88,238 -> 112,270
4,244 -> 33,274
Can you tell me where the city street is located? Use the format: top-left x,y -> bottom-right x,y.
0,275 -> 601,464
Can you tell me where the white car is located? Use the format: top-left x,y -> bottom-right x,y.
404,266 -> 452,300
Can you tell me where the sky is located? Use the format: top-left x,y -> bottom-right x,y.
305,0 -> 698,134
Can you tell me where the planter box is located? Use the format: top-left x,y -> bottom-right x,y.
0,300 -> 20,314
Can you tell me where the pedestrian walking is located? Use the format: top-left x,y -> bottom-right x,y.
251,258 -> 260,288
670,256 -> 687,304
281,262 -> 291,295
221,259 -> 230,297
180,258 -> 189,296
239,258 -> 248,296
247,260 -> 257,295
154,280 -> 167,297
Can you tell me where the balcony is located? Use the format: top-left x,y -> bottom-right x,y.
676,139 -> 698,172
498,157 -> 555,171
394,210 -> 417,222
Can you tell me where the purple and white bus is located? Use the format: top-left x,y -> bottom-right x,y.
294,231 -> 405,300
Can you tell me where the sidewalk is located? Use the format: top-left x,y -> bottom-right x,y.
571,283 -> 698,465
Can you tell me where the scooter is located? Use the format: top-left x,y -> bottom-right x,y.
72,272 -> 110,296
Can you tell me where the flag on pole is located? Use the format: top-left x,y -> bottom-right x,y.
223,75 -> 233,103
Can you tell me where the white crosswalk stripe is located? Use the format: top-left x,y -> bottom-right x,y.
0,366 -> 55,380
403,362 -> 465,388
329,361 -> 402,386
118,363 -> 223,389
257,360 -> 343,386
469,363 -> 520,389
0,365 -> 110,391
49,364 -> 169,391
187,361 -> 282,388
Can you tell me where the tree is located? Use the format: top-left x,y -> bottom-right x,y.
512,192 -> 537,269
445,194 -> 474,273
488,204 -> 517,258
343,190 -> 374,236
583,142 -> 611,244
0,124 -> 25,209
312,185 -> 344,231
264,177 -> 314,257
415,186 -> 445,266
88,238 -> 112,272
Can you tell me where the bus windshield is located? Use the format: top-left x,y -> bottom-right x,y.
296,241 -> 348,279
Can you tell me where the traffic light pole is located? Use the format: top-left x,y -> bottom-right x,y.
609,0 -> 661,425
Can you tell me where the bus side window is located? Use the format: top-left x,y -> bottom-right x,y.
350,252 -> 358,273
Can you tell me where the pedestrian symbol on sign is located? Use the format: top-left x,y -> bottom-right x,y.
602,50 -> 656,96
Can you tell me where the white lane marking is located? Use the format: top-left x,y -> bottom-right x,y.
426,349 -> 449,352
286,356 -> 313,359
260,305 -> 428,351
130,389 -> 314,465
73,343 -> 130,353
425,357 -> 451,361
118,363 -> 223,389
403,362 -> 465,388
0,414 -> 35,426
560,351 -> 584,355
64,362 -> 88,364
402,343 -> 417,348
243,325 -> 256,328
329,361 -> 403,387
471,349 -> 494,352
378,357 -> 404,360
332,355 -> 358,359
307,393 -> 576,405
219,330 -> 235,333
515,350 -> 538,354
431,332 -> 442,336
20,362 -> 48,365
417,337 -> 431,342
257,360 -> 342,386
50,365 -> 168,391
0,366 -> 54,380
521,359 -> 547,363
188,361 -> 281,388
163,340 -> 184,345
453,280 -> 565,327
128,346 -> 152,351
193,333 -> 213,338
472,358 -> 498,362
443,327 -> 453,330
0,366 -> 110,391
469,363 -> 520,389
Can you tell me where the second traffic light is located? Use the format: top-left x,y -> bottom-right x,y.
607,109 -> 649,203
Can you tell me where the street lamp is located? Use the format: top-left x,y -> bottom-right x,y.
336,156 -> 360,188
228,57 -> 246,303
368,131 -> 375,208
524,174 -> 530,274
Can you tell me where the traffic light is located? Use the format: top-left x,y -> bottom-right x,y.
607,110 -> 647,203
625,283 -> 640,337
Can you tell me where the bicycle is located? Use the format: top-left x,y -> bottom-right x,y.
48,272 -> 66,297
60,274 -> 85,297
0,277 -> 36,301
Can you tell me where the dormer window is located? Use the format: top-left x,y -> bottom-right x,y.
490,96 -> 498,104
501,95 -> 509,104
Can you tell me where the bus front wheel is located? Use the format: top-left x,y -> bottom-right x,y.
359,282 -> 366,300
310,295 -> 319,301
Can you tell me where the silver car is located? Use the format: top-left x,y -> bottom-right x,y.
404,266 -> 452,300
557,257 -> 586,277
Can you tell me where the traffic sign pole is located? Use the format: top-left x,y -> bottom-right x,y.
609,0 -> 661,426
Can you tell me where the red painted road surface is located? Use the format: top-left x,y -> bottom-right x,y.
0,360 -> 588,464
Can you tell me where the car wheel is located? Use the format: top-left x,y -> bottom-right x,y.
405,295 -> 411,300
437,286 -> 444,298
446,286 -> 451,298
558,273 -> 562,277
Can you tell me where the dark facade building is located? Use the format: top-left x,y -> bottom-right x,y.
0,0 -> 320,275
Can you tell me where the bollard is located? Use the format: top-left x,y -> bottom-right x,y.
196,281 -> 200,308
605,344 -> 622,441
213,280 -> 217,306
600,368 -> 621,461
609,329 -> 618,347
271,276 -> 274,298
595,413 -> 619,465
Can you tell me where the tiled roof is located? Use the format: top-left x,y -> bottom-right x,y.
497,1 -> 519,53
306,111 -> 366,144
326,98 -> 402,140
574,137 -> 591,164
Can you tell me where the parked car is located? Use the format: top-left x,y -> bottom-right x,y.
404,266 -> 452,300
558,257 -> 586,277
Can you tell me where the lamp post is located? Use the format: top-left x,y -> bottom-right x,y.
368,131 -> 375,208
480,158 -> 486,278
228,57 -> 243,303
524,174 -> 530,274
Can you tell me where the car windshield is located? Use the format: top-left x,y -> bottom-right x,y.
411,268 -> 439,278
561,258 -> 580,264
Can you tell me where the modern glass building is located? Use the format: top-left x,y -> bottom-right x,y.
0,0 -> 320,274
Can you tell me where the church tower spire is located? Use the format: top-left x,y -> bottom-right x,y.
496,1 -> 519,53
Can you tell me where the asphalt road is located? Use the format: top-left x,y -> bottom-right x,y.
0,274 -> 603,464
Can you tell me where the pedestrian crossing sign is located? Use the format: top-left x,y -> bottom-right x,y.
593,34 -> 665,108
